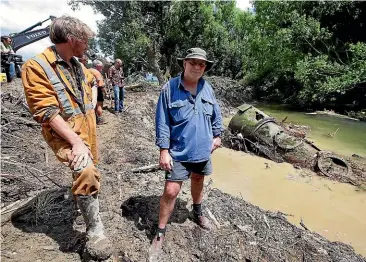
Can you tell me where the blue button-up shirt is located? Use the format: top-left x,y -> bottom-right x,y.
155,74 -> 223,162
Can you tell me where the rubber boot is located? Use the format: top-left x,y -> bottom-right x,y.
77,195 -> 112,260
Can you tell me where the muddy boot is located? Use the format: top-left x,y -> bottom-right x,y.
191,210 -> 213,230
148,228 -> 166,262
77,195 -> 112,260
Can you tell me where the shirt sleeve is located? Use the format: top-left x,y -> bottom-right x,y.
211,93 -> 223,137
22,60 -> 60,123
108,66 -> 114,79
155,85 -> 171,149
0,42 -> 5,52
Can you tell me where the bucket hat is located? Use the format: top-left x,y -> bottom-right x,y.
177,47 -> 214,72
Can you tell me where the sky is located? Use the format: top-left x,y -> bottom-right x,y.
0,0 -> 252,60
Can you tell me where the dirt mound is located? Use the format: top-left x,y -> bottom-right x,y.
1,82 -> 70,204
205,75 -> 253,117
1,79 -> 365,262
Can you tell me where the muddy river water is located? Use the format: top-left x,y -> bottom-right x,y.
256,104 -> 366,158
212,148 -> 366,256
213,108 -> 366,256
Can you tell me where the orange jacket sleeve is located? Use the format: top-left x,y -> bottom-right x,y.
22,59 -> 61,123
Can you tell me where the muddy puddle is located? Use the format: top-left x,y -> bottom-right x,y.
212,147 -> 366,256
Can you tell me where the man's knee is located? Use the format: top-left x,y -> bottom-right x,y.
163,181 -> 181,199
72,161 -> 101,196
191,173 -> 204,183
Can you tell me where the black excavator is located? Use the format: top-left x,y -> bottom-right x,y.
1,16 -> 98,82
1,16 -> 56,82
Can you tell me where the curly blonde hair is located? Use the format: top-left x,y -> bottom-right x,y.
49,15 -> 95,44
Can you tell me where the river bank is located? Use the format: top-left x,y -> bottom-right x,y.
1,79 -> 365,261
213,147 -> 366,256
254,103 -> 366,159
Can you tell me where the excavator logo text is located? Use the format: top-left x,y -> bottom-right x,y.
26,30 -> 48,40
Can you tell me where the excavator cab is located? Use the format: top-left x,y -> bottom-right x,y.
1,16 -> 56,82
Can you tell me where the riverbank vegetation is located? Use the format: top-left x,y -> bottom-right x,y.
72,0 -> 365,119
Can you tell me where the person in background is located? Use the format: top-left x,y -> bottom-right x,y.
78,54 -> 98,114
89,59 -> 107,125
0,36 -> 14,54
108,59 -> 125,114
78,54 -> 88,67
1,36 -> 16,81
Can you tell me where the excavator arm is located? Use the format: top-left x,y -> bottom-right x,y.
11,27 -> 51,52
10,16 -> 97,57
10,16 -> 56,52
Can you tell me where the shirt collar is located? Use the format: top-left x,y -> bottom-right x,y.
50,45 -> 79,67
178,72 -> 205,91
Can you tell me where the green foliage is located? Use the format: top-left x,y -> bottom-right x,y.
294,42 -> 366,106
243,1 -> 365,111
69,0 -> 365,114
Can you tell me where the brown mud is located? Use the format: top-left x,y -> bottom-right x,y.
1,79 -> 365,262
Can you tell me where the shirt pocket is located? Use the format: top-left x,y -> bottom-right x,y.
201,96 -> 214,116
169,99 -> 190,123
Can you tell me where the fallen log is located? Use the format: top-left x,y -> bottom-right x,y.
131,164 -> 160,173
1,197 -> 34,226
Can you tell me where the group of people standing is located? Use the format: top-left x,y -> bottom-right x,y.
21,15 -> 223,261
79,54 -> 125,125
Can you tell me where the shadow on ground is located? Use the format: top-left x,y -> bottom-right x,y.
121,195 -> 190,240
11,187 -> 85,254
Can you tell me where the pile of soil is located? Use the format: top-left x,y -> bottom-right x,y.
1,79 -> 365,262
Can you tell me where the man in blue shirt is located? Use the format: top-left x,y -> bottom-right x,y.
150,48 -> 223,255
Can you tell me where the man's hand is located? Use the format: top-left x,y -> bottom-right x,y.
70,141 -> 93,171
159,149 -> 173,171
211,137 -> 221,153
48,115 -> 93,171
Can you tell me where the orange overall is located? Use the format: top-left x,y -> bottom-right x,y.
22,47 -> 100,196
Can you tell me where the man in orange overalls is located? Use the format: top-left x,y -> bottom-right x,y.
21,16 -> 111,260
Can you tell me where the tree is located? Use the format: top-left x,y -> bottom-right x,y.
69,0 -> 366,114
70,0 -> 172,83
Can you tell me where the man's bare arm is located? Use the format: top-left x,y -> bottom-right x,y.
49,115 -> 82,145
